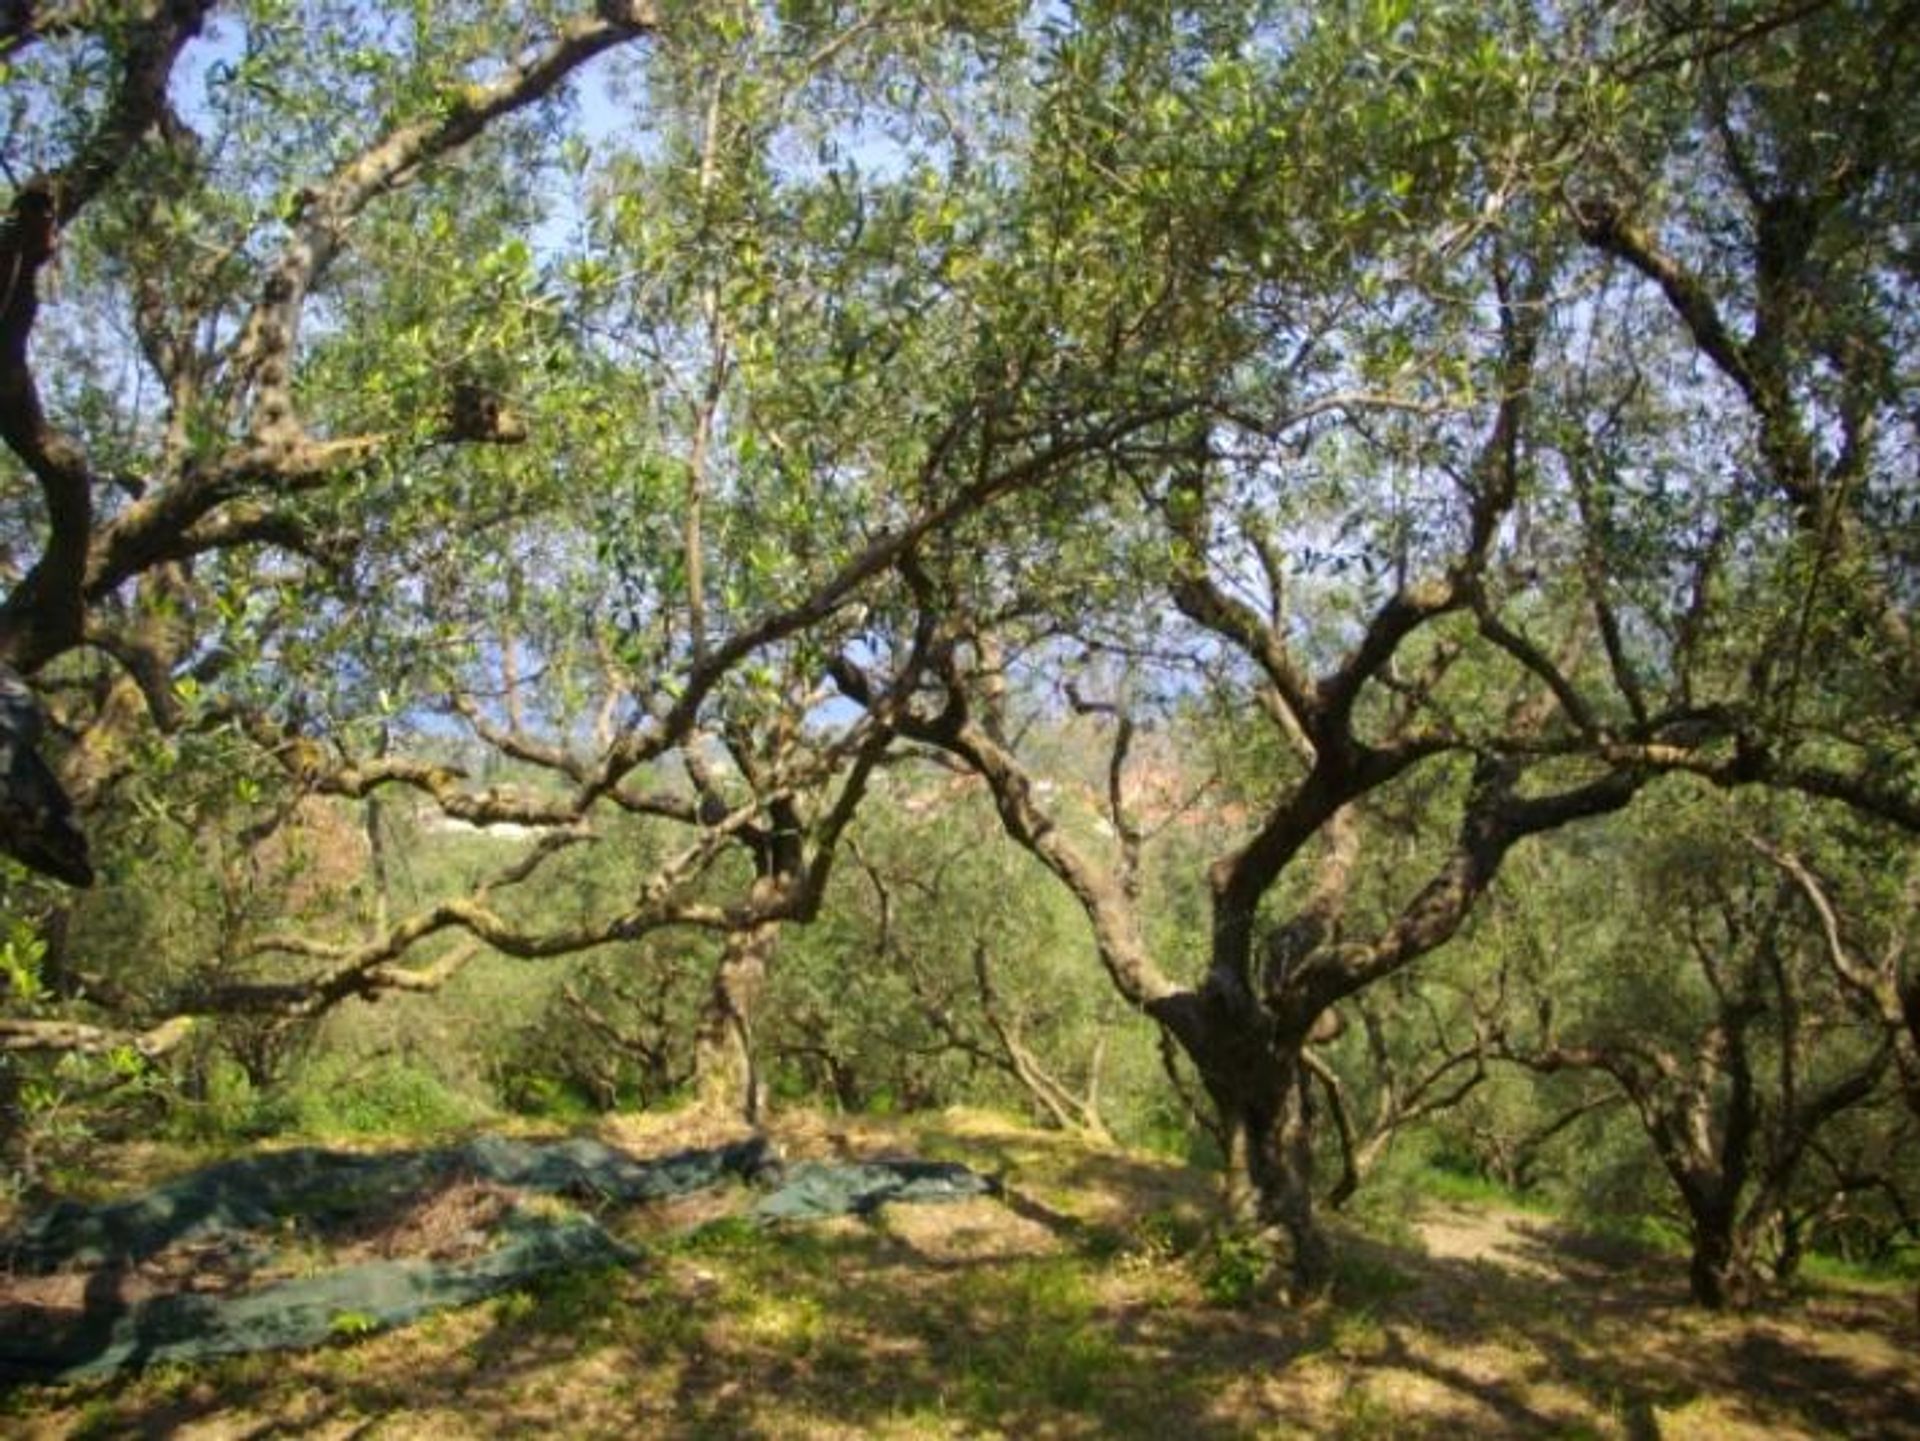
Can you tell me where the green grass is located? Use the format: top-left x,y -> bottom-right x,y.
1798,1246 -> 1920,1287
947,1258 -> 1129,1413
1332,1247 -> 1420,1307
1331,1383 -> 1400,1440
1198,1230 -> 1271,1307
283,1056 -> 495,1139
1411,1166 -> 1555,1214
1582,1209 -> 1691,1257
507,1263 -> 634,1336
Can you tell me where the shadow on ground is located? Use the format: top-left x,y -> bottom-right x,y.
5,1116 -> 1915,1440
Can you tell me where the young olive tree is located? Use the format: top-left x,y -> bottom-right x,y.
1491,790 -> 1902,1309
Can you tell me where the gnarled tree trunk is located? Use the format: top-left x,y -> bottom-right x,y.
1238,1051 -> 1332,1294
1683,1193 -> 1754,1311
691,919 -> 778,1123
1166,991 -> 1333,1296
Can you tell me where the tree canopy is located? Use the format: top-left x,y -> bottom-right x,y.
3,0 -> 1916,1314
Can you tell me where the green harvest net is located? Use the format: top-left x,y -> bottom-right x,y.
0,1135 -> 993,1382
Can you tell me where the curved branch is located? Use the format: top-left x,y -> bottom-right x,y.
0,2 -> 213,667
225,2 -> 658,440
1303,1048 -> 1362,1209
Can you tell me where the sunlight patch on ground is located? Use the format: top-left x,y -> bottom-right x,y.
7,1110 -> 1917,1439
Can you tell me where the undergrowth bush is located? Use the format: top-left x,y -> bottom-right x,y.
281,1055 -> 494,1138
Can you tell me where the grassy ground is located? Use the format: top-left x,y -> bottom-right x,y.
3,1108 -> 1915,1439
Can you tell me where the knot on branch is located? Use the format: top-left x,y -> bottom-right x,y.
1264,913 -> 1327,987
444,380 -> 528,445
1567,191 -> 1625,245
596,0 -> 660,31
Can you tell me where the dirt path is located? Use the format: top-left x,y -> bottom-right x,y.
1379,1201 -> 1920,1440
1416,1201 -> 1573,1278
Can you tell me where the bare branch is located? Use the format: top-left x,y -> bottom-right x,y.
0,1013 -> 194,1058
1572,199 -> 1761,409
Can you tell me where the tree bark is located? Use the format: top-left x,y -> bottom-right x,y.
1252,1050 -> 1332,1294
1173,992 -> 1333,1296
691,919 -> 777,1123
1685,1200 -> 1753,1311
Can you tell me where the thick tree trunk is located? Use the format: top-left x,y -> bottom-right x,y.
1244,1053 -> 1333,1295
1686,1201 -> 1755,1310
1178,998 -> 1333,1297
1217,1104 -> 1333,1295
691,921 -> 777,1123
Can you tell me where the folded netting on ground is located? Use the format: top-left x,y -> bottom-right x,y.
0,1137 -> 993,1382
752,1159 -> 996,1222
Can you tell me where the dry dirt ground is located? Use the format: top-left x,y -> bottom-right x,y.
2,1108 -> 1915,1439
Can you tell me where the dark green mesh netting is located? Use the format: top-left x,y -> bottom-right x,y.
0,1136 -> 993,1383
